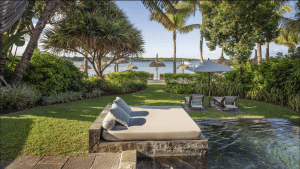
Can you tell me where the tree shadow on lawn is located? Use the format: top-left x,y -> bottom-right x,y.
0,118 -> 33,162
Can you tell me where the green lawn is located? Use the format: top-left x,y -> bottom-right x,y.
0,84 -> 299,162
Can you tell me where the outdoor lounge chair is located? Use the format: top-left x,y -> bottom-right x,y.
160,74 -> 164,80
148,74 -> 154,80
189,94 -> 204,110
223,96 -> 238,110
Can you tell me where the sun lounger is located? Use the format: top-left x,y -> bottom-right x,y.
160,74 -> 164,80
213,96 -> 238,110
89,100 -> 208,157
188,94 -> 204,110
148,74 -> 154,80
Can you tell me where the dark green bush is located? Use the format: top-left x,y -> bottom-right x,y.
82,76 -> 106,92
22,50 -> 87,96
3,54 -> 21,81
100,80 -> 146,95
164,73 -> 210,84
0,84 -> 42,110
105,71 -> 150,83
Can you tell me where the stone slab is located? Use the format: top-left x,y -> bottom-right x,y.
62,157 -> 95,169
119,150 -> 137,169
4,156 -> 42,169
181,101 -> 208,112
37,156 -> 70,164
210,101 -> 244,113
33,164 -> 64,169
120,150 -> 136,162
90,153 -> 121,169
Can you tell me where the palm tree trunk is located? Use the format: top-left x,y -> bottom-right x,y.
199,23 -> 204,63
173,31 -> 176,74
265,42 -> 269,60
0,33 -> 6,77
9,1 -> 58,87
257,43 -> 262,65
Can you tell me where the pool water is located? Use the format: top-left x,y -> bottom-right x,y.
136,118 -> 300,169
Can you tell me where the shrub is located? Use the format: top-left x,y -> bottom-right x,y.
288,94 -> 300,112
0,84 -> 42,110
42,91 -> 83,106
105,71 -> 150,83
82,76 -> 106,92
21,50 -> 86,96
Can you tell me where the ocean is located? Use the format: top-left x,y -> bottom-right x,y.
73,61 -> 200,79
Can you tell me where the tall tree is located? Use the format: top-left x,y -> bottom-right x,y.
42,1 -> 144,78
9,1 -> 58,87
150,4 -> 193,74
179,0 -> 204,62
201,1 -> 281,78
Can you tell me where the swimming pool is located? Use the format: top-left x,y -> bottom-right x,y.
137,118 -> 300,169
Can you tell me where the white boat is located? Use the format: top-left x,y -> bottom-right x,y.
184,61 -> 191,65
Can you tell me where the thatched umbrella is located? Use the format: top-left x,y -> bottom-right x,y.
187,58 -> 236,107
112,58 -> 128,72
176,58 -> 189,73
214,50 -> 232,67
149,54 -> 166,80
124,58 -> 138,70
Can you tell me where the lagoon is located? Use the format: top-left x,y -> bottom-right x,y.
73,61 -> 200,79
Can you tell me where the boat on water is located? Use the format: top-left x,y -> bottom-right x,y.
184,61 -> 192,65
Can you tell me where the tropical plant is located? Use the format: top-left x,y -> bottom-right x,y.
201,1 -> 281,78
42,1 -> 144,79
273,27 -> 300,54
150,3 -> 194,74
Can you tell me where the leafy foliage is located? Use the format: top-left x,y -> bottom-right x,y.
0,84 -> 42,110
22,50 -> 86,96
105,71 -> 150,83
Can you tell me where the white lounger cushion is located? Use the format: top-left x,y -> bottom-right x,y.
109,103 -> 130,127
114,97 -> 132,115
102,112 -> 116,130
102,106 -> 201,141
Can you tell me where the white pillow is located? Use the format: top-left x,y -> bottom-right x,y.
113,97 -> 132,115
102,112 -> 116,130
109,103 -> 130,127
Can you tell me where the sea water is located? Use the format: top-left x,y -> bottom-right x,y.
73,61 -> 200,79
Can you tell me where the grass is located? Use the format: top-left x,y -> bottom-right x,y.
0,84 -> 299,162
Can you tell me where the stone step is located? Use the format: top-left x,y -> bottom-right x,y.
118,150 -> 137,169
89,153 -> 121,169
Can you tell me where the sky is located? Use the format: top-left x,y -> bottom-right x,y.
12,0 -> 298,60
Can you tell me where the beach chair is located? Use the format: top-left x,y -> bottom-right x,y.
189,94 -> 204,110
223,96 -> 238,110
148,74 -> 154,80
160,74 -> 164,80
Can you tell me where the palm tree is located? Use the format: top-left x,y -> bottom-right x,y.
273,27 -> 300,54
150,4 -> 193,74
179,1 -> 205,63
42,1 -> 144,79
261,3 -> 292,62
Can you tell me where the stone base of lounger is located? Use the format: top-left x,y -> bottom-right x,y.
92,136 -> 208,158
210,101 -> 244,113
89,103 -> 208,157
181,101 -> 208,112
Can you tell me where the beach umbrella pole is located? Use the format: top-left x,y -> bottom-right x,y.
208,72 -> 211,107
156,67 -> 158,80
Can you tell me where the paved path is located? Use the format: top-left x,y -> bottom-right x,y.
1,151 -> 136,169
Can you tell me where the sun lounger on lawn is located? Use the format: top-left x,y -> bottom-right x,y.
187,94 -> 204,110
148,74 -> 154,80
160,74 -> 164,80
213,96 -> 238,110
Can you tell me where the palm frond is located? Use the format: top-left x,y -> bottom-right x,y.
179,24 -> 201,34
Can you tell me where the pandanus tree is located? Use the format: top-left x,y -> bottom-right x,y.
42,1 -> 144,79
150,4 -> 194,74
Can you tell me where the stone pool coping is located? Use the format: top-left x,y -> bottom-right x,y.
89,103 -> 208,157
